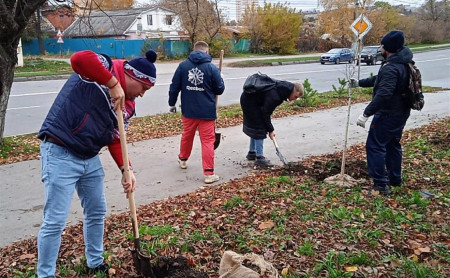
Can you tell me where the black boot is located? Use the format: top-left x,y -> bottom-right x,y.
246,151 -> 256,160
88,263 -> 110,275
373,183 -> 390,195
255,156 -> 273,167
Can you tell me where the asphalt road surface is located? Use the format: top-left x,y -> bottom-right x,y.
5,49 -> 450,137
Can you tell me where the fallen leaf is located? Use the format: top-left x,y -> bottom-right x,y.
258,220 -> 275,230
415,233 -> 427,240
409,254 -> 419,262
345,266 -> 358,272
19,254 -> 35,260
418,246 -> 431,253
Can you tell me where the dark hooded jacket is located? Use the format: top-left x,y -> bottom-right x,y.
359,46 -> 413,116
168,51 -> 225,120
240,80 -> 294,139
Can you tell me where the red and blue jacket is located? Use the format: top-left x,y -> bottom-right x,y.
38,51 -> 134,168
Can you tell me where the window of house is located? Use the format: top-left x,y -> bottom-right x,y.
165,15 -> 173,25
147,15 -> 153,25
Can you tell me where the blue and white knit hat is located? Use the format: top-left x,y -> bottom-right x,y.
124,50 -> 157,85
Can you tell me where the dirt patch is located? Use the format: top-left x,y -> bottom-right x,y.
301,156 -> 369,181
429,132 -> 450,149
152,256 -> 208,278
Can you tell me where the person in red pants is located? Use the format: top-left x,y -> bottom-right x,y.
168,41 -> 225,184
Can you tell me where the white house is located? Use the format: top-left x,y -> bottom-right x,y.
64,6 -> 186,40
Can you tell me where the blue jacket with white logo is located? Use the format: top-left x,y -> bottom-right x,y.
168,51 -> 225,120
38,73 -> 117,158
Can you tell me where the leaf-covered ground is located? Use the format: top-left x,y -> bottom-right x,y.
1,118 -> 448,278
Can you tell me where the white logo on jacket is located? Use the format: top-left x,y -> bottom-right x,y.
188,67 -> 204,86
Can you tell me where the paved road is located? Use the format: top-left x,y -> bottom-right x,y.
5,49 -> 450,136
1,91 -> 449,247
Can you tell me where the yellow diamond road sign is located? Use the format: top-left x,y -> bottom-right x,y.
350,14 -> 372,39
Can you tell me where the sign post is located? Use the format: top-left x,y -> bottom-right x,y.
56,29 -> 64,56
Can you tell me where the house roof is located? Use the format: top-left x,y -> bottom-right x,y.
64,7 -> 170,38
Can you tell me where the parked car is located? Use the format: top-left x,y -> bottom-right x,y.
320,48 -> 354,64
358,46 -> 384,65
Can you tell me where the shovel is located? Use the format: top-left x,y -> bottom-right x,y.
116,107 -> 154,277
271,137 -> 288,165
214,49 -> 224,150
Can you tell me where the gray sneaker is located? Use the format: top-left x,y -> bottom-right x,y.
204,174 -> 220,184
254,156 -> 273,167
178,158 -> 187,169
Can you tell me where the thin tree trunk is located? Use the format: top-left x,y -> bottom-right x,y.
0,48 -> 17,143
35,8 -> 45,55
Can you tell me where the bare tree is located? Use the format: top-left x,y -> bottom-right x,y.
162,0 -> 223,48
0,0 -> 47,142
198,0 -> 222,43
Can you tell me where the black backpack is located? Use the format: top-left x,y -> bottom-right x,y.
243,72 -> 277,94
402,61 -> 425,111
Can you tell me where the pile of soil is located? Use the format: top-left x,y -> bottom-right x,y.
144,256 -> 208,278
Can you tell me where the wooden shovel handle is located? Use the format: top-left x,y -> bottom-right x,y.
272,136 -> 279,148
219,49 -> 224,71
116,107 -> 139,239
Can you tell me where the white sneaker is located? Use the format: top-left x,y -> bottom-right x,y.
204,174 -> 220,184
178,158 -> 187,169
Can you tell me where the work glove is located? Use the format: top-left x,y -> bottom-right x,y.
349,78 -> 359,88
169,106 -> 176,113
357,114 -> 369,128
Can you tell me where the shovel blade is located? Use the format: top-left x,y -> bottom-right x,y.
131,238 -> 154,277
276,148 -> 288,165
214,132 -> 221,149
131,248 -> 154,277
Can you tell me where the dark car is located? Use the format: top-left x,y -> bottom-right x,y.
358,46 -> 384,65
320,48 -> 354,64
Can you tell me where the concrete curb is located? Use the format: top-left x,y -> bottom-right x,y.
14,74 -> 71,82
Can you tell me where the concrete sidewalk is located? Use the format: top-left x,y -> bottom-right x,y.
1,92 -> 449,247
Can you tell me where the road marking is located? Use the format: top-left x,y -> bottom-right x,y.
6,105 -> 40,111
10,91 -> 59,97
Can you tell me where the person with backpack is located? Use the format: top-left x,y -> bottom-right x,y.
240,75 -> 303,167
37,50 -> 157,277
350,30 -> 413,195
168,41 -> 225,184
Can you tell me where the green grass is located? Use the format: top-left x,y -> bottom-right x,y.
14,57 -> 73,77
297,240 -> 315,256
223,195 -> 244,209
228,55 -> 320,67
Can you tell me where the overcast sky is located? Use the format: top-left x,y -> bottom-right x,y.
133,0 -> 428,21
220,0 -> 427,20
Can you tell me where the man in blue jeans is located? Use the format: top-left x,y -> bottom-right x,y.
351,30 -> 412,195
36,50 -> 157,277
